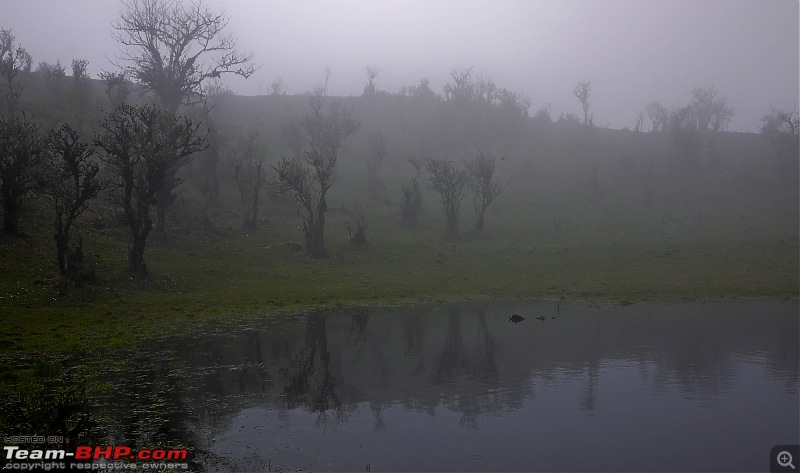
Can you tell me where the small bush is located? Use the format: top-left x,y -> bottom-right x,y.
343,200 -> 368,247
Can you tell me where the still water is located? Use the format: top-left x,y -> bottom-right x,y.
102,301 -> 799,472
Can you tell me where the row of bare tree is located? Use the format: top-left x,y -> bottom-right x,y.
2,0 -> 795,282
0,0 -> 255,278
395,152 -> 507,239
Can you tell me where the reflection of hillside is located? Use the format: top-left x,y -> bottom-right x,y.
101,301 -> 798,455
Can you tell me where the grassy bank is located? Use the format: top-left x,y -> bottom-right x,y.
1,95 -> 798,355
1,189 -> 797,354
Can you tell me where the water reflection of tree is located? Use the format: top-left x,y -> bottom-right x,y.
580,359 -> 598,413
430,308 -> 507,426
767,325 -> 800,393
234,330 -> 271,394
475,311 -> 498,386
94,302 -> 799,470
282,313 -> 342,415
402,312 -> 426,376
369,400 -> 387,431
101,350 -> 198,461
462,311 -> 505,426
349,310 -> 369,353
403,312 -> 425,353
433,309 -> 466,385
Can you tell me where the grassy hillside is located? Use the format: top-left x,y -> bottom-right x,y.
0,87 -> 797,354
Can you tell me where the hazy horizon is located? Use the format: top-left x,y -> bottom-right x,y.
1,0 -> 798,131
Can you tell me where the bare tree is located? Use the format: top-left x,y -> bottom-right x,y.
443,66 -> 475,103
227,129 -> 267,229
466,151 -> 506,233
36,61 -> 66,103
533,103 -> 552,123
39,124 -> 105,278
95,104 -> 207,275
273,152 -> 326,255
761,105 -> 800,180
399,178 -> 422,226
475,74 -> 496,105
301,92 -> 360,159
0,114 -> 42,234
70,59 -> 91,135
282,119 -> 303,160
154,162 -> 184,231
645,101 -> 669,132
633,112 -> 644,133
273,92 -> 360,257
408,155 -> 424,177
71,59 -> 89,80
342,199 -> 368,247
366,131 -> 388,198
363,65 -> 380,96
269,76 -> 286,96
425,156 -> 468,238
666,87 -> 735,171
669,105 -> 704,169
192,98 -> 224,214
494,88 -> 531,117
573,81 -> 592,127
0,29 -> 33,117
414,77 -> 436,101
99,71 -> 130,110
0,29 -> 10,58
113,0 -> 256,230
112,0 -> 257,113
398,155 -> 423,226
690,86 -> 734,132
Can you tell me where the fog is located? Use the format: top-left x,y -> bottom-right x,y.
1,1 -> 799,469
1,0 -> 797,131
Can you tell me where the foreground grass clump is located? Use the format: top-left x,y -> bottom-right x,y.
0,357 -> 103,446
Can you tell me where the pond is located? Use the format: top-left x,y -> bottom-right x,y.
99,300 -> 799,472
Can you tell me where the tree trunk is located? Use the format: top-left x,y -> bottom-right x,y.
128,217 -> 151,276
210,169 -> 219,205
55,232 -> 69,276
251,187 -> 260,230
155,200 -> 167,232
303,197 -> 327,257
445,205 -> 459,238
2,193 -> 18,234
156,169 -> 180,232
306,223 -> 326,257
303,221 -> 326,257
475,209 -> 485,233
129,234 -> 148,276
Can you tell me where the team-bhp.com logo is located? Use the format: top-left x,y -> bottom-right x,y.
4,445 -> 189,470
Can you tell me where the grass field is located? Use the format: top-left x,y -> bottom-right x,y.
1,165 -> 796,354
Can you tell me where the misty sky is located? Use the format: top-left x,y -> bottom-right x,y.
1,0 -> 797,131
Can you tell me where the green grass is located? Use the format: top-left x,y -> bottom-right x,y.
1,181 -> 797,354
